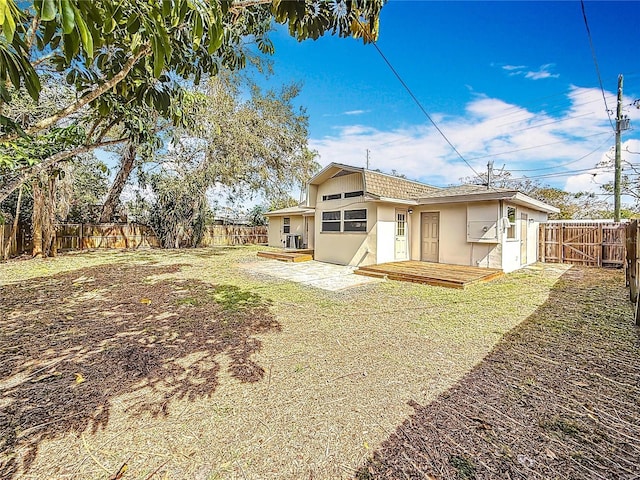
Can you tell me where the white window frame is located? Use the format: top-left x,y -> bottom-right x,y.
321,211 -> 341,232
343,209 -> 367,232
506,206 -> 517,240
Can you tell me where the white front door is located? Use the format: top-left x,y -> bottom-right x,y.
395,209 -> 408,260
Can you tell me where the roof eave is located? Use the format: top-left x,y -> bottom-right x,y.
512,193 -> 560,214
417,191 -> 559,214
418,191 -> 518,204
308,162 -> 364,186
372,197 -> 419,205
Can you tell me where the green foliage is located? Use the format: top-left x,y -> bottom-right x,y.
0,0 -> 385,134
65,155 -> 110,222
268,196 -> 300,211
0,124 -> 84,170
247,204 -> 268,226
180,74 -> 319,202
147,171 -> 209,248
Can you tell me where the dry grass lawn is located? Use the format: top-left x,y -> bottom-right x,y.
1,246 -> 570,479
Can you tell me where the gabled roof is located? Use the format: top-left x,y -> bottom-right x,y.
308,162 -> 439,201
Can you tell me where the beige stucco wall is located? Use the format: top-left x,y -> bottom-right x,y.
266,215 -> 305,248
314,202 -> 377,266
500,203 -> 547,272
407,201 -> 549,271
312,172 -> 375,266
409,202 -> 507,269
409,203 -> 473,266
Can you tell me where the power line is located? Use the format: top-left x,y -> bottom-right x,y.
509,165 -> 613,182
509,111 -> 601,136
509,134 -> 614,172
580,0 -> 616,133
370,41 -> 481,177
368,91 -> 615,152
467,131 -> 611,164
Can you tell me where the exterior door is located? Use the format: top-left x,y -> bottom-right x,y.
520,213 -> 528,265
394,209 -> 408,260
421,212 -> 439,262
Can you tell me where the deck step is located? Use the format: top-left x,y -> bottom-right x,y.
354,269 -> 388,280
355,261 -> 502,289
257,251 -> 313,262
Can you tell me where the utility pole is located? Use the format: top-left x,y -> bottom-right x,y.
366,149 -> 370,170
486,160 -> 493,189
614,74 -> 623,222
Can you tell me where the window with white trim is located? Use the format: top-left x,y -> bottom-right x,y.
506,207 -> 516,239
283,217 -> 290,234
322,211 -> 341,232
344,209 -> 367,232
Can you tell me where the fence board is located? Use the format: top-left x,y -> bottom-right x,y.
625,220 -> 640,325
538,222 -> 626,267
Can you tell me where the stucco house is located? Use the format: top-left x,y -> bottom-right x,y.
265,163 -> 559,273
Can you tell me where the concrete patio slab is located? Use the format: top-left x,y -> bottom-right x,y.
240,259 -> 383,291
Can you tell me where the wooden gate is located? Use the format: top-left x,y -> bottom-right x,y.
539,222 -> 626,267
626,220 -> 640,325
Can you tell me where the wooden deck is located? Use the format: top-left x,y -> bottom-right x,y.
355,261 -> 503,289
257,249 -> 314,262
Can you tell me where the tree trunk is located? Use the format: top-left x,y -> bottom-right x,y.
3,185 -> 23,260
44,174 -> 58,257
31,179 -> 44,258
100,141 -> 137,223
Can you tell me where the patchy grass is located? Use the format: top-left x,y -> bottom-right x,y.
356,267 -> 639,479
0,247 -> 574,479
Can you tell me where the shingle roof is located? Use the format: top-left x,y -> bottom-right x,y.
363,170 -> 440,200
420,184 -> 517,199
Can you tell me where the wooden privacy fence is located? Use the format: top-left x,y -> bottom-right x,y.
625,220 -> 640,325
55,223 -> 267,251
56,223 -> 161,250
198,225 -> 268,247
538,222 -> 626,267
1,224 -> 268,258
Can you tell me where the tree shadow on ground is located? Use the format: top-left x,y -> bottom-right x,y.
356,267 -> 640,480
0,262 -> 279,479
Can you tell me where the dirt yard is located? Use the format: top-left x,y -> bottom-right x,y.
0,247 -> 635,479
356,267 -> 640,479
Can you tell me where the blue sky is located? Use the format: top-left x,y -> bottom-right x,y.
262,0 -> 640,200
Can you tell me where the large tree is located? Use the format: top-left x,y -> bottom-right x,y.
143,73 -> 319,248
0,0 -> 385,203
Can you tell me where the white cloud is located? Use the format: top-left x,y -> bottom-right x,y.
499,63 -> 559,80
322,109 -> 371,117
502,64 -> 527,73
310,86 -> 640,195
343,109 -> 369,116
